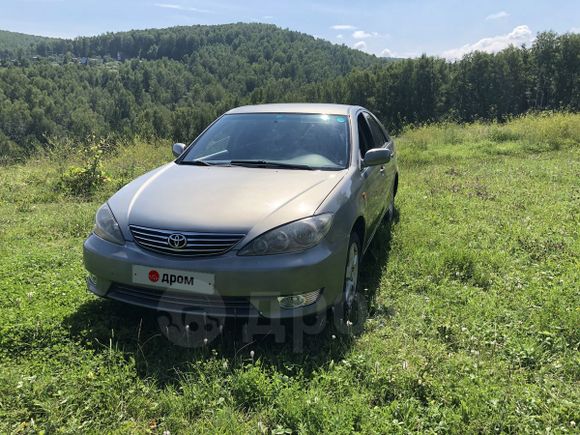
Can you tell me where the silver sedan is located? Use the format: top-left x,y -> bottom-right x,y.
83,103 -> 398,320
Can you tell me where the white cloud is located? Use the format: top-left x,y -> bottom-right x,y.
486,11 -> 510,20
353,41 -> 367,51
331,24 -> 356,30
571,27 -> 580,33
442,25 -> 534,60
352,30 -> 372,39
154,3 -> 181,9
336,34 -> 344,39
154,3 -> 212,13
380,48 -> 394,57
371,32 -> 391,39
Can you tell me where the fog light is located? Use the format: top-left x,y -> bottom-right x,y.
88,273 -> 98,286
277,289 -> 322,309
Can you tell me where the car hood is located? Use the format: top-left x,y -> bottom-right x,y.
109,163 -> 346,238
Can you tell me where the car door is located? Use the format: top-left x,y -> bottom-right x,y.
356,112 -> 384,242
364,112 -> 395,217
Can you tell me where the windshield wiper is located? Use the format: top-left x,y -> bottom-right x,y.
229,160 -> 314,170
180,160 -> 225,166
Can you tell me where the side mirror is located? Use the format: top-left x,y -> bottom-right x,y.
172,143 -> 186,158
362,148 -> 391,167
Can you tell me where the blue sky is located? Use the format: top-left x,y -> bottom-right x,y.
1,0 -> 578,59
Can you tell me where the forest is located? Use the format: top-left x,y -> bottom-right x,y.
0,23 -> 578,160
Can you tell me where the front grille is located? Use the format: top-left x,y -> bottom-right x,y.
129,225 -> 245,257
107,283 -> 259,317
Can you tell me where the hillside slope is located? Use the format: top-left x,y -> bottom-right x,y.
0,29 -> 61,57
0,23 -> 383,74
0,25 -> 578,162
0,23 -> 387,159
0,114 -> 578,432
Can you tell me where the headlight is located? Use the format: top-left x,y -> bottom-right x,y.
238,214 -> 333,256
94,203 -> 124,245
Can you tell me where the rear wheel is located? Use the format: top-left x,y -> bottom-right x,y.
385,178 -> 397,222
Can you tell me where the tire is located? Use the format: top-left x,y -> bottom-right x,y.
334,231 -> 367,334
342,232 -> 361,312
385,178 -> 396,222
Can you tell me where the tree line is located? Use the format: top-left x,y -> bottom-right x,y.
0,24 -> 578,159
282,31 -> 579,130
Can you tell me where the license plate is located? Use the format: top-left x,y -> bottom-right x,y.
132,265 -> 214,294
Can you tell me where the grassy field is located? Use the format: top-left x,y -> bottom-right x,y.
0,113 -> 578,433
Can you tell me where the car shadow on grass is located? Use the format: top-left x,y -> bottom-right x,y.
360,210 -> 399,318
63,212 -> 397,386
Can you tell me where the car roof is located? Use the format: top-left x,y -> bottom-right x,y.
225,103 -> 361,116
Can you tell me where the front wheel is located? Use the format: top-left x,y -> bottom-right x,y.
334,232 -> 367,334
343,232 -> 360,313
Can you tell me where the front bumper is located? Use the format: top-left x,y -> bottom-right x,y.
83,233 -> 347,319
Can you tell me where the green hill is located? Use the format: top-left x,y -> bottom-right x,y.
0,23 -> 387,159
1,23 -> 383,73
0,29 -> 61,57
0,25 -> 578,161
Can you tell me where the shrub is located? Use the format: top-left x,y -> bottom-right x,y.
56,143 -> 110,198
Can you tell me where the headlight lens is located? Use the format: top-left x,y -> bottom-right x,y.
94,203 -> 124,245
239,214 -> 333,256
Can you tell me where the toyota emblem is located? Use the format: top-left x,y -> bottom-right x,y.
167,233 -> 187,249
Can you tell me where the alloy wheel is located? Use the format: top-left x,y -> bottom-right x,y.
343,239 -> 359,312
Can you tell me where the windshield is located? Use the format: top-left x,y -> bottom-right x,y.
180,113 -> 350,170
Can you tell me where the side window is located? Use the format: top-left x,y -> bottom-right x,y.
357,113 -> 374,158
383,125 -> 391,142
364,113 -> 388,147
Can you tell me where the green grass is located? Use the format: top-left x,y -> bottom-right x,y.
0,113 -> 578,433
